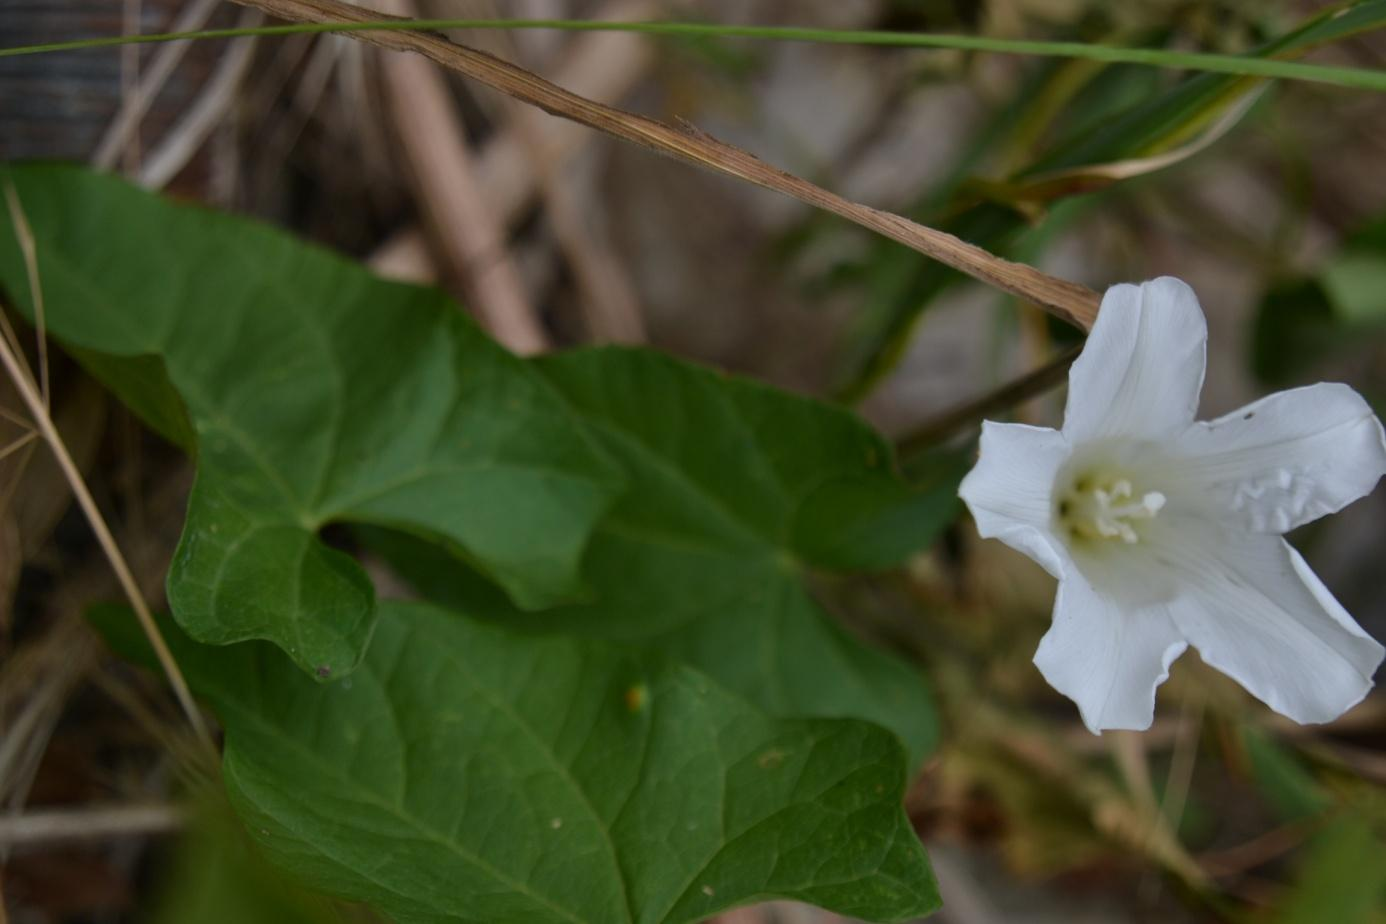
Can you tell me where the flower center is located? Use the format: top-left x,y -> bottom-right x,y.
1057,471 -> 1166,545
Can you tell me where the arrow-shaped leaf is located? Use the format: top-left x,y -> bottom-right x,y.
95,602 -> 942,924
0,163 -> 624,678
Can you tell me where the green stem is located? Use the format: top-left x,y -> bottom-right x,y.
896,344 -> 1081,456
3,19 -> 1386,92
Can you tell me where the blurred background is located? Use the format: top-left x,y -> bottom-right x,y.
2,0 -> 1385,921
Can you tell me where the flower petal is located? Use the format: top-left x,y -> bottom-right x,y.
958,420 -> 1068,577
1063,277 -> 1207,444
1034,573 -> 1187,733
1160,525 -> 1383,724
1174,383 -> 1386,533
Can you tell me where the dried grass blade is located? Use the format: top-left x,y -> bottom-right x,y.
0,189 -> 217,759
2,183 -> 48,409
228,0 -> 1102,329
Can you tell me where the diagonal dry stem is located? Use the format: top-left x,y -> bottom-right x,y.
93,0 -> 223,170
0,328 -> 215,756
0,430 -> 39,464
376,0 -> 548,354
0,194 -> 217,760
0,404 -> 34,431
3,184 -> 48,409
0,803 -> 185,849
0,440 -> 36,521
227,0 -> 1102,330
897,344 -> 1081,455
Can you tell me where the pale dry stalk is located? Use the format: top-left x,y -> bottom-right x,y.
1,187 -> 217,758
483,0 -> 650,343
226,0 -> 1103,329
473,0 -> 654,225
93,0 -> 224,170
0,803 -> 184,849
138,10 -> 263,190
366,3 -> 655,287
0,340 -> 216,755
374,0 -> 548,354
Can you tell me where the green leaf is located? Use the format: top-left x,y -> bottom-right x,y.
0,163 -> 624,678
369,347 -> 946,766
1252,212 -> 1386,387
0,164 -> 944,768
834,2 -> 1386,396
1251,278 -> 1344,386
1240,726 -> 1330,822
96,603 -> 942,924
9,16 -> 1386,92
1321,251 -> 1386,323
150,798 -> 346,924
538,347 -> 954,574
1275,817 -> 1386,924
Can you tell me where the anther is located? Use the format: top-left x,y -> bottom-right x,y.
1058,472 -> 1165,546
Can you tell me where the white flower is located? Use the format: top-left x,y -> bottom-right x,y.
959,277 -> 1386,733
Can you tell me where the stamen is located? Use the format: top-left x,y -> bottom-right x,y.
1057,471 -> 1165,546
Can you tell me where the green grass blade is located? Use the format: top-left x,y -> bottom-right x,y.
2,17 -> 1386,91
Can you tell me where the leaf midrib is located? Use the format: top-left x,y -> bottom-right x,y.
213,635 -> 637,923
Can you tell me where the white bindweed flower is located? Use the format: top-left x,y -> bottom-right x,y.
959,277 -> 1386,733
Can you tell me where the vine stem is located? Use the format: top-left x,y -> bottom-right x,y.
1,189 -> 218,760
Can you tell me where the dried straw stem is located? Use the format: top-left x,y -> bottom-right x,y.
227,0 -> 1102,329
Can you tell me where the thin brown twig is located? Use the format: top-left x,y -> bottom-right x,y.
0,430 -> 38,464
1112,730 -> 1157,815
1135,695 -> 1205,902
89,669 -> 213,787
364,2 -> 656,286
0,310 -> 36,400
465,0 -> 649,344
1159,696 -> 1204,836
897,344 -> 1081,456
0,404 -> 33,431
226,0 -> 1103,330
0,439 -> 36,519
375,0 -> 547,354
0,335 -> 215,755
488,5 -> 649,344
121,0 -> 144,173
139,10 -> 263,190
1197,820 -> 1312,878
93,0 -> 223,170
473,0 -> 654,226
3,183 -> 48,410
0,196 -> 217,759
0,803 -> 184,848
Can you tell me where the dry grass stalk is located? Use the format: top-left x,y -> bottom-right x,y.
0,618 -> 99,828
11,380 -> 106,561
375,0 -> 548,354
0,430 -> 37,463
0,803 -> 184,850
0,516 -> 17,634
365,1 -> 655,291
473,0 -> 654,225
1,185 -> 217,759
368,227 -> 437,283
227,0 -> 1103,329
138,10 -> 263,190
93,0 -> 224,171
481,2 -> 650,343
0,190 -> 46,411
